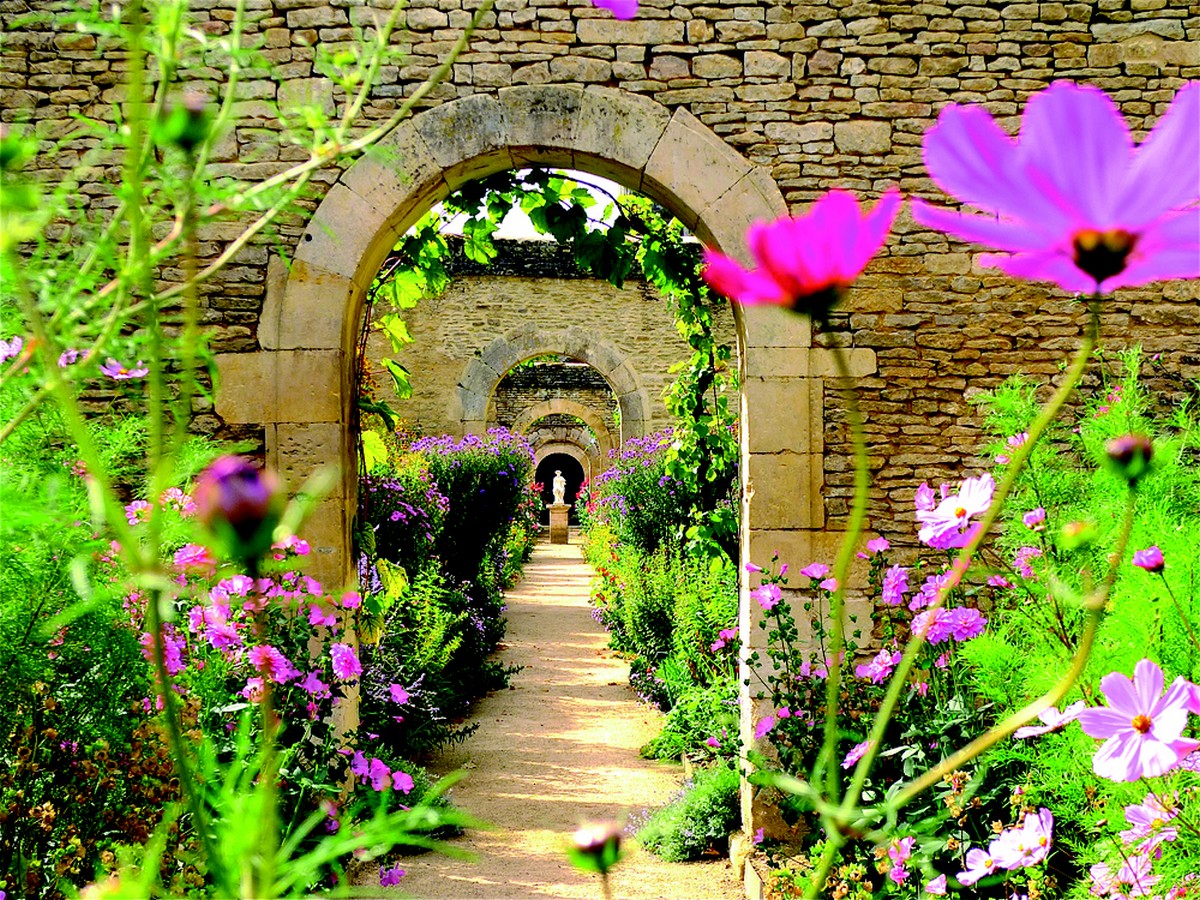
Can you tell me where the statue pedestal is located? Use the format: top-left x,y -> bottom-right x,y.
548,502 -> 571,544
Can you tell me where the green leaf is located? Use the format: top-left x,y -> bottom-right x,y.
382,358 -> 413,399
361,430 -> 388,472
377,313 -> 413,352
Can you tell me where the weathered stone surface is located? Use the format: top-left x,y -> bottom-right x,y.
214,350 -> 344,424
833,119 -> 893,154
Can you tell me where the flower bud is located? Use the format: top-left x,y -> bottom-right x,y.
1105,433 -> 1153,484
194,456 -> 284,568
568,820 -> 622,876
155,93 -> 212,153
1132,546 -> 1165,573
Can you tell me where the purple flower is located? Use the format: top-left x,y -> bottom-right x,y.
392,770 -> 414,793
1132,546 -> 1165,573
945,606 -> 987,641
1014,545 -> 1042,580
193,456 -> 285,563
379,864 -> 405,887
299,670 -> 330,698
705,736 -> 720,748
331,643 -> 362,680
917,473 -> 994,549
841,739 -> 872,769
799,562 -> 829,579
100,357 -> 148,379
1023,507 -> 1046,530
389,683 -> 410,704
1077,658 -> 1200,782
369,757 -> 391,792
0,336 -> 23,362
58,348 -> 80,367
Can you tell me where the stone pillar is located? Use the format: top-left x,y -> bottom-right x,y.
548,503 -> 571,544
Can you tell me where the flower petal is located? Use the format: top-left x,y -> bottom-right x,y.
1123,82 -> 1200,223
1133,658 -> 1165,713
1078,706 -> 1134,740
910,200 -> 1053,252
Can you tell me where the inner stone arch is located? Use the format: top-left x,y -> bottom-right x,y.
512,398 -> 615,467
458,328 -> 646,445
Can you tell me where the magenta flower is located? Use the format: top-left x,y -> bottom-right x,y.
926,874 -> 947,896
916,473 -> 994,550
0,336 -> 24,363
913,482 -> 937,511
753,583 -> 781,611
1022,507 -> 1046,531
389,683 -> 410,705
330,642 -> 362,680
913,81 -> 1200,294
1077,658 -> 1200,782
1132,546 -> 1165,573
248,644 -> 299,684
194,456 -> 285,566
703,188 -> 901,320
299,670 -> 330,698
841,739 -> 872,769
100,357 -> 149,380
799,562 -> 829,579
866,537 -> 890,554
1013,700 -> 1085,739
591,0 -> 637,18
754,715 -> 776,740
855,648 -> 901,684
880,565 -> 908,606
125,499 -> 152,525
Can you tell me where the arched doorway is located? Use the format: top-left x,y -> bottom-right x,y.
534,453 -> 585,525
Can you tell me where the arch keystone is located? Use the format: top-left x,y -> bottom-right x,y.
413,94 -> 515,190
499,85 -> 585,166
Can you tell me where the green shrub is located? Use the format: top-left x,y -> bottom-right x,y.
636,764 -> 741,862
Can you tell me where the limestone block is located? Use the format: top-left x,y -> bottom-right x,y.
294,182 -> 396,282
214,350 -> 344,425
413,93 -> 515,192
741,304 -> 813,348
299,497 -> 354,591
744,452 -> 824,529
549,503 -> 570,543
697,165 -> 787,257
644,107 -> 753,231
764,121 -> 833,144
575,86 -> 671,186
693,54 -> 742,79
499,84 -> 584,165
745,50 -> 790,77
743,378 -> 820,455
261,258 -> 354,351
575,19 -> 685,45
834,120 -> 893,155
268,422 -> 347,499
342,120 -> 443,221
548,56 -> 613,84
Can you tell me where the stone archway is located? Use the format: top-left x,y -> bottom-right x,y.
459,327 -> 642,446
514,398 -> 614,468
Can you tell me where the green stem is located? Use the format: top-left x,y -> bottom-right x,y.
840,297 -> 1101,815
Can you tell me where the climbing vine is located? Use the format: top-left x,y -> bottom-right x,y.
358,169 -> 740,562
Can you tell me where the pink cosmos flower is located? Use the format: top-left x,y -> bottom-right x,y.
1116,853 -> 1160,897
1014,545 -> 1042,580
1132,546 -> 1165,573
754,583 -> 781,611
1077,658 -> 1200,782
957,847 -> 997,886
926,874 -> 947,896
913,482 -> 937,512
591,0 -> 637,18
0,336 -> 24,363
702,188 -> 902,320
330,642 -> 362,680
917,473 -> 994,550
1023,507 -> 1046,531
100,357 -> 149,380
841,739 -> 872,769
1120,791 -> 1178,851
912,81 -> 1200,294
1013,700 -> 1085,739
990,808 -> 1053,869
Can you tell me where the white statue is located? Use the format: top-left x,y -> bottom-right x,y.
552,470 -> 567,505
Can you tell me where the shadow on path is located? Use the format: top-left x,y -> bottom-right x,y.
359,538 -> 742,900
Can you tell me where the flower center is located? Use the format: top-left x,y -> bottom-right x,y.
954,506 -> 967,519
1131,713 -> 1153,734
1152,817 -> 1165,829
1073,228 -> 1137,284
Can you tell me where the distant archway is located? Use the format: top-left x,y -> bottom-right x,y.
535,452 -> 586,525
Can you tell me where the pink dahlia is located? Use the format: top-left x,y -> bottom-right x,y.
330,642 -> 362,681
1077,658 -> 1199,781
913,81 -> 1200,294
703,188 -> 901,320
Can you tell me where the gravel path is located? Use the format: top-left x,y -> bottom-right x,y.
362,537 -> 742,900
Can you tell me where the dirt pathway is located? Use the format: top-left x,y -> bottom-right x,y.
370,537 -> 742,900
